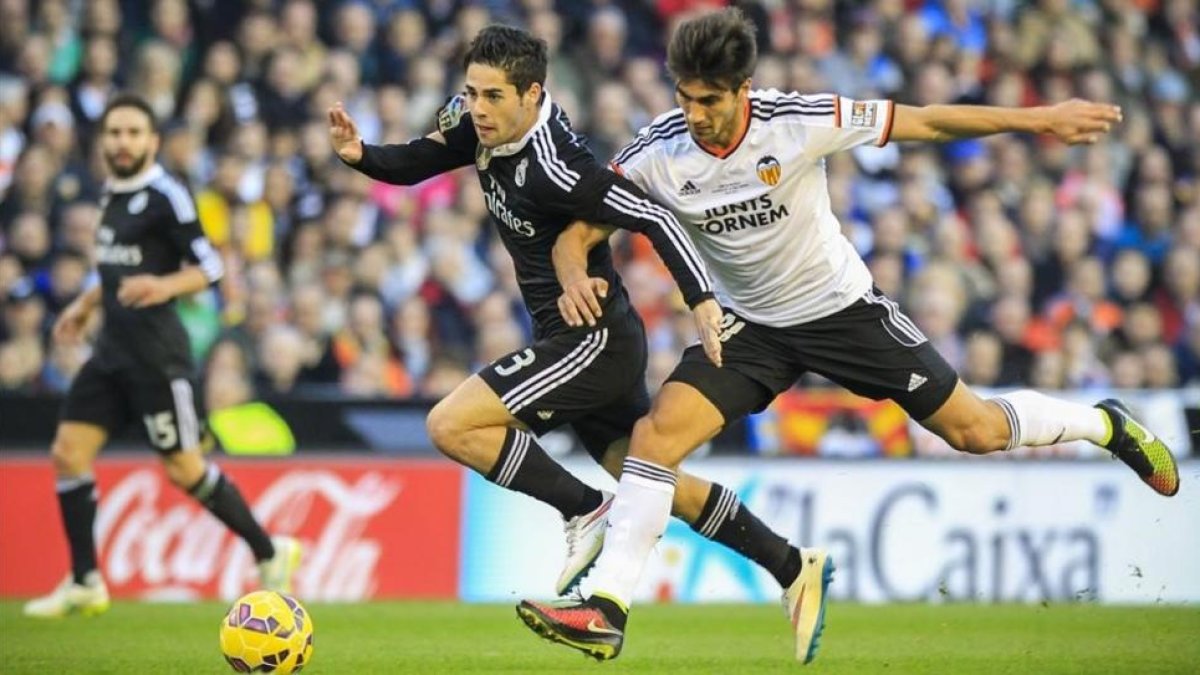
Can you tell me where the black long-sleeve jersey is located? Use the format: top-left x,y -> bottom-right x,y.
92,164 -> 223,377
350,93 -> 714,337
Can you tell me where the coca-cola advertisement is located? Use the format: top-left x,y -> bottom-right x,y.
0,457 -> 463,600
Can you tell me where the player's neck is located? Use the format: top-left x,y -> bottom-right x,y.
108,162 -> 164,193
694,99 -> 750,159
491,92 -> 551,157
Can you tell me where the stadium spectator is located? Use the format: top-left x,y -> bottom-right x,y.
0,0 -> 1196,409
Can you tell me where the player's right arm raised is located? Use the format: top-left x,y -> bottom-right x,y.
329,98 -> 475,185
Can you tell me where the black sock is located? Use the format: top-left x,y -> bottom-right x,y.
486,427 -> 603,519
57,477 -> 99,584
590,594 -> 628,631
189,463 -> 275,562
692,483 -> 802,588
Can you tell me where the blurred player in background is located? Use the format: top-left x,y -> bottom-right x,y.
23,94 -> 301,619
518,8 -> 1180,663
331,26 -> 811,601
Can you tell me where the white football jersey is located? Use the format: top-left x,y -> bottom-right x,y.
613,89 -> 894,327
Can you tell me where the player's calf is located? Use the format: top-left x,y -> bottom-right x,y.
182,461 -> 277,563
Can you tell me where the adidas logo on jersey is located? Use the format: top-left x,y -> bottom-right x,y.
537,410 -> 555,420
678,180 -> 701,196
907,373 -> 928,392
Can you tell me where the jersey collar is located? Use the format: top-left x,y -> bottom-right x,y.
107,163 -> 165,194
490,91 -> 554,158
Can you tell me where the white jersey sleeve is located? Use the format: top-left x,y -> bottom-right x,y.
609,108 -> 685,191
798,95 -> 896,158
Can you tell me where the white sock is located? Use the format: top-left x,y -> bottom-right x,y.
582,457 -> 676,610
991,390 -> 1110,451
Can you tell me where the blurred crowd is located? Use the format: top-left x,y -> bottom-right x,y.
0,0 -> 1198,418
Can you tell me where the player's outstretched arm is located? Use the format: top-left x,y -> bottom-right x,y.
328,99 -> 473,185
890,98 -> 1122,145
553,221 -> 614,328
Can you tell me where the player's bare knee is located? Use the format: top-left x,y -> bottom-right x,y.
162,461 -> 192,489
425,402 -> 465,457
629,415 -> 684,467
161,450 -> 205,489
49,438 -> 78,476
50,435 -> 91,477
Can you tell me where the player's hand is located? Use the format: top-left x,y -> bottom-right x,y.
1044,99 -> 1122,145
52,302 -> 90,344
558,277 -> 608,328
328,101 -> 363,164
118,275 -> 172,308
692,299 -> 723,367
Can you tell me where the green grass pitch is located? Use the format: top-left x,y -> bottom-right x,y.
2,601 -> 1197,673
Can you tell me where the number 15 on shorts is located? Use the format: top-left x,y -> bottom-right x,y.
143,411 -> 178,450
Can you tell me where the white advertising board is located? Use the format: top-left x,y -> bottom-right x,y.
461,459 -> 1200,605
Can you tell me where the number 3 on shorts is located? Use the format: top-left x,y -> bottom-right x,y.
143,411 -> 178,450
496,348 -> 536,376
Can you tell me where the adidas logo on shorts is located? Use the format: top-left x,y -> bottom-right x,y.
907,373 -> 928,392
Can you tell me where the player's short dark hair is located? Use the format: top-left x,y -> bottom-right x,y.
462,25 -> 547,95
667,8 -> 758,92
100,93 -> 159,133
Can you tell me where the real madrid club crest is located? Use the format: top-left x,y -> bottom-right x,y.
128,190 -> 149,214
755,156 -> 782,186
515,157 -> 528,187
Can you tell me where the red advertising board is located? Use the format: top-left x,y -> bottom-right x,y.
0,457 -> 462,600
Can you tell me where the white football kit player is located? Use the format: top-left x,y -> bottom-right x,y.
612,89 -> 956,421
614,89 -> 894,326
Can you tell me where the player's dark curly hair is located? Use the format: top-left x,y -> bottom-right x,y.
667,8 -> 758,92
463,25 -> 548,95
100,93 -> 159,132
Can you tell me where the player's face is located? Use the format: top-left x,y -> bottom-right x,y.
464,63 -> 543,149
675,78 -> 750,148
101,107 -> 160,178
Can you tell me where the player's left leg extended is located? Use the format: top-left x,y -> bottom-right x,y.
549,435 -> 806,602
561,390 -> 807,601
921,381 -> 1180,496
522,321 -> 834,662
141,375 -> 301,592
518,382 -> 725,660
161,448 -> 300,591
805,291 -> 1178,497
